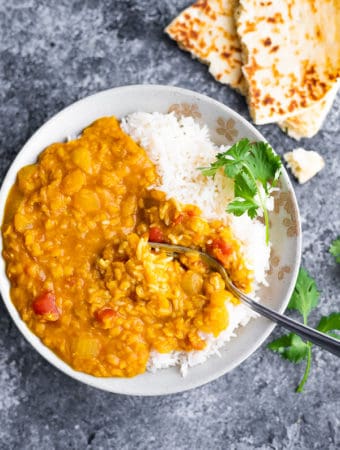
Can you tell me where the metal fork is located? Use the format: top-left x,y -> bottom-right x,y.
149,242 -> 340,357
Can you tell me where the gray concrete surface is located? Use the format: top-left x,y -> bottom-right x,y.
0,1 -> 339,449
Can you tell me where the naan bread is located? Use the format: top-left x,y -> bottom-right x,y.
166,0 -> 340,138
165,0 -> 247,94
235,0 -> 340,124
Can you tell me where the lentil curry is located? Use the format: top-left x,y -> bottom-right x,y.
2,117 -> 253,377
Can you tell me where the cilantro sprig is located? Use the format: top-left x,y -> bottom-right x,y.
268,268 -> 340,392
330,236 -> 340,263
199,138 -> 282,244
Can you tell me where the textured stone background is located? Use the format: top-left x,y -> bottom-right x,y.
0,1 -> 339,449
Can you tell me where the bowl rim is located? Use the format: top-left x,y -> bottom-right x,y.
0,84 -> 302,395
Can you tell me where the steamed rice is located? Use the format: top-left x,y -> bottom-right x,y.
122,112 -> 271,376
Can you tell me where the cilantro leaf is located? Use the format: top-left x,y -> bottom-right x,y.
199,165 -> 220,177
329,237 -> 340,263
226,199 -> 259,219
268,333 -> 309,363
288,268 -> 319,324
247,142 -> 282,193
218,138 -> 251,178
199,139 -> 252,178
268,267 -> 318,392
226,171 -> 259,219
316,313 -> 340,339
234,171 -> 257,199
199,138 -> 282,245
227,172 -> 259,221
268,267 -> 339,393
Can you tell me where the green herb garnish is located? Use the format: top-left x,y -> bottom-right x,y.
316,313 -> 340,340
288,267 -> 319,324
199,138 -> 282,244
330,236 -> 340,263
268,268 -> 340,392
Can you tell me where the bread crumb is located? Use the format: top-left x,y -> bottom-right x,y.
284,148 -> 325,183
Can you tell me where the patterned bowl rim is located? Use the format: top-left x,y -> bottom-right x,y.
0,84 -> 302,395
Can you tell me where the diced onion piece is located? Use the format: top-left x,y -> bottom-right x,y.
73,335 -> 101,358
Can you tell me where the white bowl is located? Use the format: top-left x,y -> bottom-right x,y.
0,85 -> 301,395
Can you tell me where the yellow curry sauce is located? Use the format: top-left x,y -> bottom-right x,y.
2,117 -> 253,377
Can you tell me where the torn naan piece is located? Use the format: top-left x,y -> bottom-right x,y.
235,0 -> 340,124
279,81 -> 340,139
165,0 -> 247,94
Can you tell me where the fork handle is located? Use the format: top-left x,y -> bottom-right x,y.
235,289 -> 340,357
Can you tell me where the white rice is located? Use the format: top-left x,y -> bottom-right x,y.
121,112 -> 272,376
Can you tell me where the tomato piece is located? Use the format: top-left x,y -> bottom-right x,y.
95,307 -> 116,329
32,291 -> 60,321
207,238 -> 232,266
212,238 -> 232,256
148,226 -> 165,243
